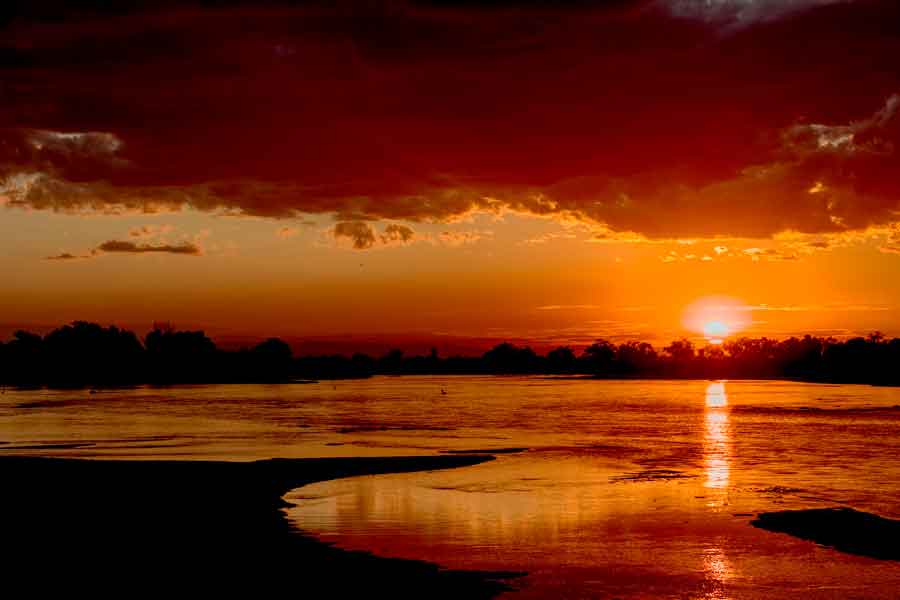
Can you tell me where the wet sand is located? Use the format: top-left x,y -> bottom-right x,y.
0,455 -> 520,598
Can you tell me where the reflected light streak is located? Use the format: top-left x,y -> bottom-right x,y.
702,545 -> 734,599
705,382 -> 728,408
701,382 -> 735,595
703,382 -> 731,491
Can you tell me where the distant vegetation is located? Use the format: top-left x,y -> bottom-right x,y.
1,321 -> 899,386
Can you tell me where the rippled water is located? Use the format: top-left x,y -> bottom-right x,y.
3,377 -> 900,597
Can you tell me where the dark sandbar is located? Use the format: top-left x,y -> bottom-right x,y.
752,507 -> 900,560
1,455 -> 521,598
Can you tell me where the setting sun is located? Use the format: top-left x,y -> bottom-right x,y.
683,296 -> 750,344
703,321 -> 731,344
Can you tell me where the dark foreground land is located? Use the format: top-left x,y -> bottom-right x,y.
752,507 -> 900,561
1,455 -> 520,598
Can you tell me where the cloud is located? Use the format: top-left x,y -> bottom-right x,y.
537,304 -> 604,311
740,303 -> 892,312
43,237 -> 202,260
333,222 -> 422,249
380,224 -> 416,245
97,240 -> 201,255
2,2 -> 899,242
276,226 -> 299,238
44,252 -> 83,260
435,230 -> 493,247
333,221 -> 377,250
664,0 -> 851,30
0,171 -> 196,215
878,224 -> 900,254
519,231 -> 578,246
0,129 -> 127,178
7,93 -> 900,241
742,248 -> 800,262
129,224 -> 174,239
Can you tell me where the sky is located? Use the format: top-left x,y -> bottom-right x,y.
2,0 -> 900,351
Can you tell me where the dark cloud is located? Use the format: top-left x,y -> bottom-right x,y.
2,1 -> 899,239
42,238 -> 201,259
381,224 -> 416,244
333,221 -> 377,250
333,221 -> 419,249
97,240 -> 200,254
44,252 -> 81,260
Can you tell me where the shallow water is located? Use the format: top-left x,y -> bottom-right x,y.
3,377 -> 900,597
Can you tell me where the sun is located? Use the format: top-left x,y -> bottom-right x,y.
683,295 -> 749,344
703,320 -> 730,344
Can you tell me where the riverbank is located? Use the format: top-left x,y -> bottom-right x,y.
1,455 -> 520,598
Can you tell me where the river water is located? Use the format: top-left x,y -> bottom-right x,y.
3,377 -> 900,597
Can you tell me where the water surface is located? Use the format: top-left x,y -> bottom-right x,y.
3,377 -> 900,597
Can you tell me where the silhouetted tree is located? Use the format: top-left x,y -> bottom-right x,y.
482,343 -> 539,373
145,325 -> 218,382
581,340 -> 616,375
2,322 -> 899,385
378,349 -> 404,375
3,330 -> 44,383
547,346 -> 577,373
246,338 -> 293,380
616,341 -> 658,375
663,338 -> 696,377
41,321 -> 144,384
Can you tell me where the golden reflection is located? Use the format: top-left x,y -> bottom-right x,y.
702,545 -> 733,599
705,381 -> 727,408
701,383 -> 734,597
703,382 -> 730,491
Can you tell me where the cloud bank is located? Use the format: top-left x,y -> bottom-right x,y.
2,1 -> 899,243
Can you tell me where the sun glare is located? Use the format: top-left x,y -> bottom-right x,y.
683,296 -> 749,344
703,320 -> 730,344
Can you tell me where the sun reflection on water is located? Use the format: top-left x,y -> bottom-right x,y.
703,381 -> 731,491
702,545 -> 734,599
701,382 -> 735,597
705,381 -> 728,408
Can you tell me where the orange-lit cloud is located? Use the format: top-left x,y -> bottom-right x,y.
276,226 -> 299,239
381,224 -> 416,245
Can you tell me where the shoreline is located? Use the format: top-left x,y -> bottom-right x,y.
5,373 -> 900,392
1,455 -> 521,598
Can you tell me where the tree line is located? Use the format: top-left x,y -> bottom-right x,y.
1,321 -> 899,386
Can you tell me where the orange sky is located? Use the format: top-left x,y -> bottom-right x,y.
2,1 -> 899,351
